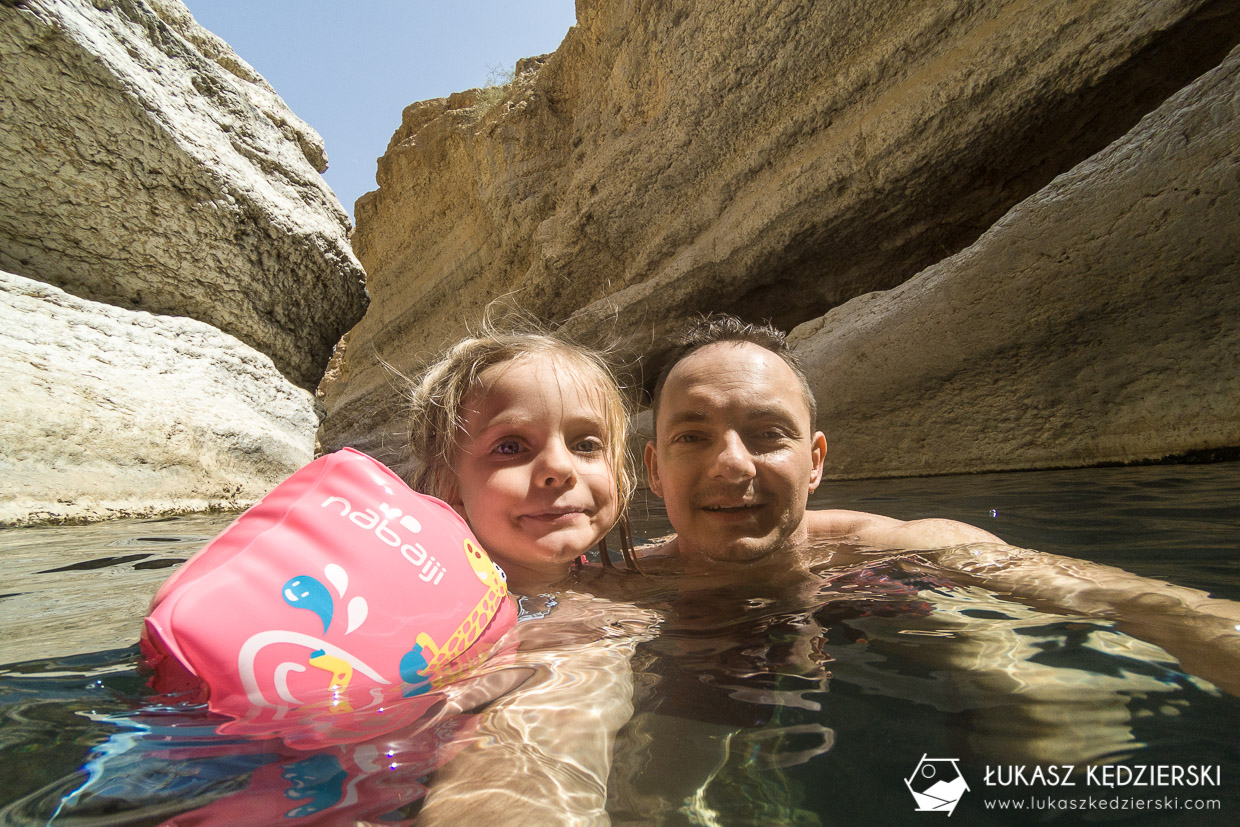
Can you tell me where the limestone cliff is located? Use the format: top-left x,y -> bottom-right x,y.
0,0 -> 367,391
790,44 -> 1240,478
324,0 -> 1240,476
0,0 -> 365,523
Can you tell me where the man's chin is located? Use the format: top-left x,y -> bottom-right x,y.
694,535 -> 783,565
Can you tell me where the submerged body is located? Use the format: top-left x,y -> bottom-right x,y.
602,545 -> 1237,823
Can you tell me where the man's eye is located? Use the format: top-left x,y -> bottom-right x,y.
671,433 -> 703,444
493,440 -> 523,455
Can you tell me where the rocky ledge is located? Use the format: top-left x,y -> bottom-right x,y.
0,270 -> 317,526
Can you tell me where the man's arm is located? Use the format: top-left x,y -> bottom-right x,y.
807,509 -> 1003,549
928,544 -> 1240,698
805,511 -> 1240,697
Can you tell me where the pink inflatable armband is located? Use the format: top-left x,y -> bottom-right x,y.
141,448 -> 516,743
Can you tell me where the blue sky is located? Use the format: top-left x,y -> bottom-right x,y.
182,1 -> 577,223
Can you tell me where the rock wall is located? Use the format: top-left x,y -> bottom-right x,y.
789,44 -> 1240,478
0,0 -> 367,391
324,0 -> 1240,473
0,0 -> 364,523
0,270 -> 317,526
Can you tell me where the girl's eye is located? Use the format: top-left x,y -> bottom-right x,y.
493,440 -> 522,456
572,437 -> 604,454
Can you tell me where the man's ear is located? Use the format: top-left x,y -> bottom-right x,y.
644,440 -> 664,498
807,431 -> 827,493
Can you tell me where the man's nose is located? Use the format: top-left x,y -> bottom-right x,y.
709,432 -> 757,481
536,439 -> 577,487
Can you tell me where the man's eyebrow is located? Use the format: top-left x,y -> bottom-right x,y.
743,407 -> 799,423
663,407 -> 803,429
664,410 -> 711,427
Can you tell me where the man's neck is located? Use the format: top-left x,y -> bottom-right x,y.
675,532 -> 816,573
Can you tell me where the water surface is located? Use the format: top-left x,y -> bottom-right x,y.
1,463 -> 1236,824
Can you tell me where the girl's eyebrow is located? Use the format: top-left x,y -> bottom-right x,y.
467,412 -> 536,438
480,412 -> 532,427
562,412 -> 609,435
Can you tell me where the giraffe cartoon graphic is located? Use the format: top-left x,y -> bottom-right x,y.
400,538 -> 509,696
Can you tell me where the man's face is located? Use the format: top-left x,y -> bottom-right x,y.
645,342 -> 827,564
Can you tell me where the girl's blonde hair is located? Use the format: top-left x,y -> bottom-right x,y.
406,322 -> 635,516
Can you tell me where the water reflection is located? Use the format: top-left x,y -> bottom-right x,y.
601,550 -> 1235,824
0,514 -> 240,666
0,647 -> 512,824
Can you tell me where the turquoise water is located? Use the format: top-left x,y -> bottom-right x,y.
1,462 -> 1237,824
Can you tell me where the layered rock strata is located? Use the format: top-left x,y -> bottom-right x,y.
0,0 -> 367,390
790,44 -> 1240,478
325,0 -> 1240,470
0,270 -> 317,526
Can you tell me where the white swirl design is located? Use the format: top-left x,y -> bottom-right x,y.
238,631 -> 390,709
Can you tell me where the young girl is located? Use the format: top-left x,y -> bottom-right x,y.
406,326 -> 635,591
402,325 -> 653,823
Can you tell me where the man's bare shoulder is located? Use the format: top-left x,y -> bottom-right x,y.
805,509 -> 903,538
635,534 -> 679,558
806,509 -> 1002,549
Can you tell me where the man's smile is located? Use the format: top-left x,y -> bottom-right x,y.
699,495 -> 763,520
699,502 -> 764,516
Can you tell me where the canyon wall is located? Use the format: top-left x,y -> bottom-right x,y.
0,0 -> 365,524
790,44 -> 1240,478
324,0 -> 1240,478
0,0 -> 366,390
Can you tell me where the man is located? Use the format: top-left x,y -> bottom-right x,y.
644,314 -> 1000,567
642,314 -> 1240,696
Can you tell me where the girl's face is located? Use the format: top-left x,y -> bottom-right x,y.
450,353 -> 619,587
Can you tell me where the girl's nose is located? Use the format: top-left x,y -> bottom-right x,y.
710,431 -> 757,481
537,440 -> 577,487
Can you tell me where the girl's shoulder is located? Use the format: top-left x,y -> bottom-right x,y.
512,588 -> 660,649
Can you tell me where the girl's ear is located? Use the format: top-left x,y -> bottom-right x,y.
442,482 -> 469,522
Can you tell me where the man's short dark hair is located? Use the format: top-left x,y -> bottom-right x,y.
650,313 -> 818,432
